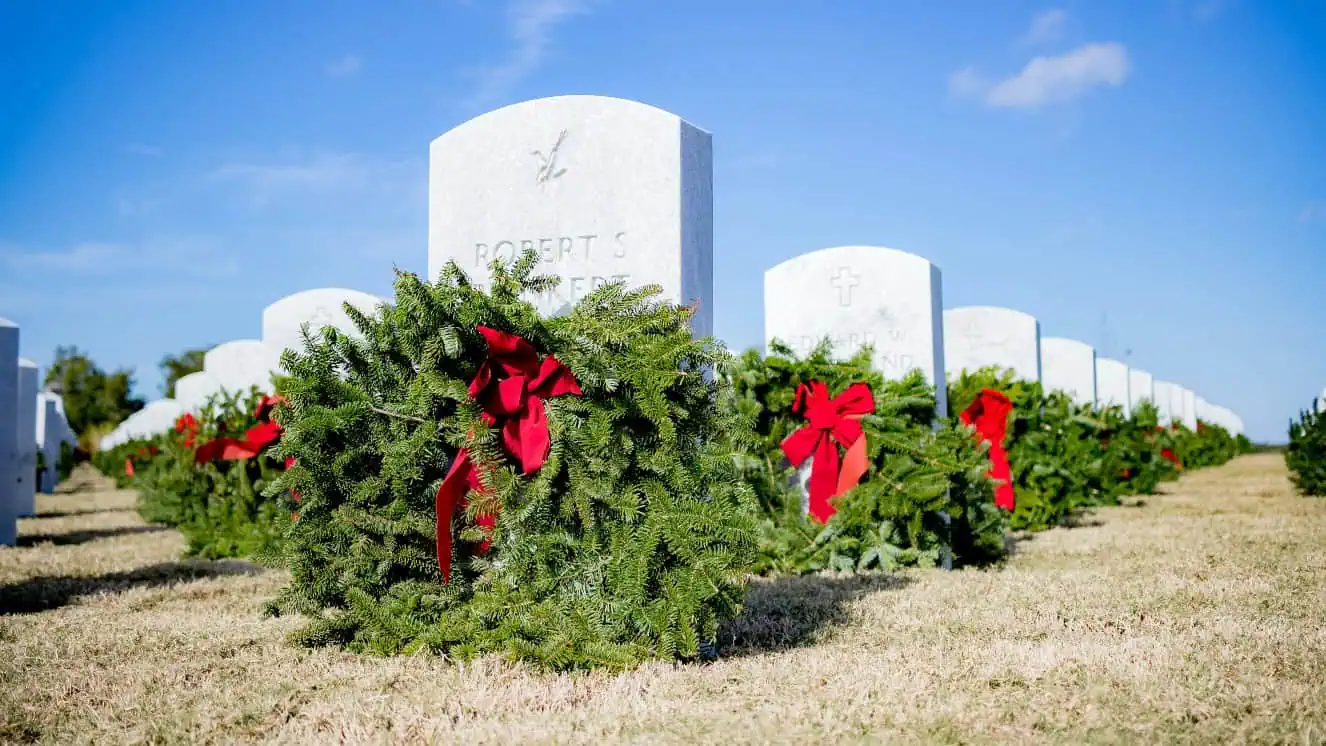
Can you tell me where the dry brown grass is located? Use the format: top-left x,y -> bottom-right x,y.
2,455 -> 1324,745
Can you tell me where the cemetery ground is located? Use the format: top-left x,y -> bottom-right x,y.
0,456 -> 1322,745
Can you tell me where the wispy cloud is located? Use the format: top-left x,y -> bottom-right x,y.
951,43 -> 1130,109
326,54 -> 363,77
203,150 -> 420,210
1,237 -> 239,277
461,0 -> 594,110
1022,9 -> 1068,45
1194,0 -> 1226,21
125,143 -> 164,157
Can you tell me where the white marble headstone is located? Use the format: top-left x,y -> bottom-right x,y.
428,95 -> 714,336
1095,358 -> 1131,416
764,245 -> 948,416
943,306 -> 1042,384
1039,337 -> 1096,406
1152,380 -> 1180,425
1179,388 -> 1198,430
1318,387 -> 1326,414
0,318 -> 18,545
15,358 -> 38,517
132,400 -> 185,439
1128,368 -> 1154,412
261,288 -> 385,378
35,392 -> 76,494
174,371 -> 222,414
204,339 -> 271,397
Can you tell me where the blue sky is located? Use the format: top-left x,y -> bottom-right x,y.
1,0 -> 1323,442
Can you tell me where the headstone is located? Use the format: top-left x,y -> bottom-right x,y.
428,95 -> 714,336
1317,387 -> 1326,414
764,245 -> 948,416
131,400 -> 185,439
261,288 -> 385,378
1128,368 -> 1154,412
0,318 -> 18,546
1039,337 -> 1096,406
35,392 -> 76,494
1180,388 -> 1198,430
174,371 -> 222,414
1152,380 -> 1180,425
15,359 -> 38,517
1095,358 -> 1131,416
1194,395 -> 1211,425
943,306 -> 1042,384
204,340 -> 271,397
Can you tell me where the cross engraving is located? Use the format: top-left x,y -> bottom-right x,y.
830,266 -> 861,306
531,129 -> 568,187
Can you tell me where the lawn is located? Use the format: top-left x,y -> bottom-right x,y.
1,453 -> 1323,745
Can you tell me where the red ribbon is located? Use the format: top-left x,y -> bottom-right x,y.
175,413 -> 199,448
960,389 -> 1016,511
124,458 -> 135,477
193,395 -> 287,464
779,380 -> 874,524
433,326 -> 582,582
1161,448 -> 1182,469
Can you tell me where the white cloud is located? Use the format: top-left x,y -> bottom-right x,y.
2,235 -> 239,277
1300,201 -> 1326,223
953,43 -> 1130,109
125,143 -> 164,157
1023,9 -> 1068,45
326,54 -> 363,77
461,0 -> 593,110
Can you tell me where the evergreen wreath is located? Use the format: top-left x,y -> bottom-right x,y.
262,251 -> 757,671
1286,399 -> 1326,496
725,340 -> 1006,574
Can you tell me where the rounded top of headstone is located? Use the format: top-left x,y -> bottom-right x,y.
435,95 -> 708,142
204,339 -> 265,366
944,306 -> 1039,325
262,288 -> 385,315
766,245 -> 938,276
18,357 -> 38,368
0,317 -> 17,328
1041,337 -> 1095,353
1097,357 -> 1129,368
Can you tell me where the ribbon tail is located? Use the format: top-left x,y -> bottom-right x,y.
989,443 -> 1016,511
834,434 -> 869,499
807,437 -> 841,525
435,449 -> 474,583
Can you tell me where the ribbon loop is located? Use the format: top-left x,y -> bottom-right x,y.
434,325 -> 582,581
960,389 -> 1016,511
780,380 -> 875,524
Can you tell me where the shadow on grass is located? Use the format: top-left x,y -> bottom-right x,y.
30,507 -> 133,519
17,525 -> 169,547
718,572 -> 914,658
0,559 -> 263,615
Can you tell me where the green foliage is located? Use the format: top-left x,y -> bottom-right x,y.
1286,400 -> 1326,496
725,340 -> 1005,574
42,345 -> 145,439
92,435 -> 165,489
1179,420 -> 1240,469
134,388 -> 290,559
947,368 -> 1183,532
159,348 -> 208,398
262,251 -> 757,671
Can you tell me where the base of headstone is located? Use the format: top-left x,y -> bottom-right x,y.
697,639 -> 718,661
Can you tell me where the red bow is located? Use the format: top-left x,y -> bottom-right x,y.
175,413 -> 199,448
960,389 -> 1016,511
193,395 -> 288,464
1161,448 -> 1182,469
434,326 -> 582,582
779,380 -> 874,524
124,458 -> 135,477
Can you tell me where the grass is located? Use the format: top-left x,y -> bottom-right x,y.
1,455 -> 1324,745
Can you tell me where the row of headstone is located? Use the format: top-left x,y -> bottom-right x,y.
416,95 -> 1245,438
0,319 -> 82,545
91,94 -> 1243,477
101,289 -> 387,449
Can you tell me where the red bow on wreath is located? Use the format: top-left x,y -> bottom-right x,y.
1148,426 -> 1183,469
780,380 -> 874,524
960,389 -> 1016,511
193,394 -> 288,464
175,413 -> 199,448
433,326 -> 582,582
